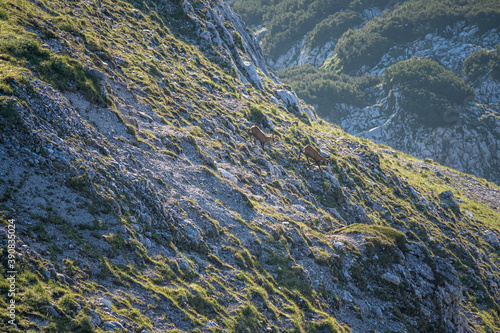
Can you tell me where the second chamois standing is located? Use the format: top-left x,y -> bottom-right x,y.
248,125 -> 280,150
298,144 -> 330,172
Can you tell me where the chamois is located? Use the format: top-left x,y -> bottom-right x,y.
298,145 -> 330,172
249,125 -> 279,150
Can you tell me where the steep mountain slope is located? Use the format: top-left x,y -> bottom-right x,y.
1,0 -> 500,332
229,0 -> 500,185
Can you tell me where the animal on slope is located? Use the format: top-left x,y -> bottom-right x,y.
248,125 -> 280,150
298,144 -> 330,172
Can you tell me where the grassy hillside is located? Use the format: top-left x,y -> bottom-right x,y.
0,0 -> 500,332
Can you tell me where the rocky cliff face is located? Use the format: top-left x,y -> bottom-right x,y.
1,0 -> 500,332
182,0 -> 277,87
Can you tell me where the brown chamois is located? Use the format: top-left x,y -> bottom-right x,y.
298,144 -> 330,172
249,125 -> 280,150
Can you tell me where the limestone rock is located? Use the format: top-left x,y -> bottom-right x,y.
103,321 -> 124,331
275,89 -> 303,114
46,306 -> 60,317
381,272 -> 401,285
99,298 -> 112,309
485,230 -> 500,247
220,168 -> 238,183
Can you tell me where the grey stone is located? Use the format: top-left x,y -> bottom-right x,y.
333,241 -> 344,249
40,268 -> 51,280
269,165 -> 281,178
87,68 -> 107,81
439,190 -> 454,201
103,321 -> 124,331
89,309 -> 101,326
375,306 -> 383,319
99,298 -> 112,309
319,149 -> 330,158
46,306 -> 60,317
264,114 -> 274,130
275,89 -> 303,114
303,107 -> 316,121
324,171 -> 340,190
342,290 -> 353,302
181,219 -> 202,245
439,190 -> 460,212
219,169 -> 237,183
485,230 -> 499,247
48,267 -> 57,279
435,258 -> 460,287
56,273 -> 66,284
178,258 -> 190,271
381,272 -> 401,285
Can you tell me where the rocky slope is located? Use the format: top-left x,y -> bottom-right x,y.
0,0 -> 500,332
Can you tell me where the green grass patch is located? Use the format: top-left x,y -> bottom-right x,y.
0,33 -> 108,105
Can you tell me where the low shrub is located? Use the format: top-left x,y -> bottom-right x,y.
384,58 -> 474,126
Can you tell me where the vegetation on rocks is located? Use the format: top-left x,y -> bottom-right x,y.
464,44 -> 500,80
231,0 -> 394,61
383,58 -> 474,126
231,0 -> 500,113
231,0 -> 500,67
326,0 -> 500,73
277,65 -> 379,110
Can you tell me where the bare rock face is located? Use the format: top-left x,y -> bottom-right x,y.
274,89 -> 304,114
485,230 -> 500,248
103,321 -> 124,331
348,97 -> 500,185
439,190 -> 461,213
434,258 -> 468,332
182,0 -> 278,89
327,233 -> 470,332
